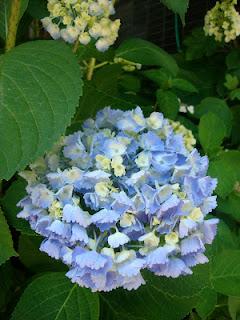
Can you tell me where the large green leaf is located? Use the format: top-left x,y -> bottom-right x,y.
208,151 -> 240,198
160,0 -> 189,24
0,262 -> 16,312
11,273 -> 99,320
211,250 -> 240,297
196,288 -> 217,320
231,106 -> 240,145
1,178 -> 34,235
156,89 -> 179,120
18,235 -> 66,272
195,97 -> 232,137
0,0 -> 29,40
115,38 -> 179,76
183,28 -> 220,61
217,193 -> 240,221
228,296 -> 240,320
101,264 -> 210,320
0,40 -> 83,180
171,78 -> 198,93
74,64 -> 134,123
0,208 -> 17,265
199,112 -> 226,156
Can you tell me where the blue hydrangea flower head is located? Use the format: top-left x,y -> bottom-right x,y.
18,107 -> 218,292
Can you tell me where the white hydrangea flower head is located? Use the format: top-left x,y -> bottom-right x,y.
42,0 -> 120,51
204,0 -> 240,43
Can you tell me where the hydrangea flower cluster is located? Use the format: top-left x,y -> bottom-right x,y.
41,0 -> 120,52
204,0 -> 240,43
18,107 -> 218,292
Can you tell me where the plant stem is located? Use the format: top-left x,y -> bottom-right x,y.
94,61 -> 109,70
72,40 -> 79,54
5,0 -> 21,52
86,57 -> 96,81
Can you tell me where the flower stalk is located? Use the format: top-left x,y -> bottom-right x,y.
5,0 -> 21,52
87,57 -> 96,81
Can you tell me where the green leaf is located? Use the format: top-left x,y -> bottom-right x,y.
183,28 -> 220,61
74,64 -> 134,122
0,40 -> 83,180
217,193 -> 240,221
231,106 -> 240,145
143,68 -> 171,88
224,74 -> 239,90
228,296 -> 240,320
101,264 -> 211,320
195,97 -> 232,137
211,250 -> 240,297
160,0 -> 189,24
115,38 -> 179,76
18,235 -> 67,273
226,49 -> 240,70
196,288 -> 217,320
208,151 -> 240,198
0,0 -> 29,40
156,89 -> 179,120
11,272 -> 99,320
199,112 -> 226,156
210,220 -> 239,256
1,178 -> 34,235
0,262 -> 16,312
0,208 -> 17,266
27,0 -> 48,19
119,74 -> 141,93
230,88 -> 240,100
172,78 -> 198,93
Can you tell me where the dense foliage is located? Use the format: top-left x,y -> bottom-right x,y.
0,0 -> 240,319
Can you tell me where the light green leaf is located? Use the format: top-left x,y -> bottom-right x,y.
224,74 -> 239,90
208,151 -> 240,198
195,97 -> 232,137
172,78 -> 198,93
11,272 -> 99,320
211,250 -> 240,297
143,68 -> 171,88
230,88 -> 240,101
228,296 -> 240,320
217,193 -> 240,221
1,178 -> 35,235
0,0 -> 29,40
115,38 -> 179,76
199,112 -> 226,156
196,288 -> 217,320
160,0 -> 189,24
0,208 -> 17,266
0,40 -> 83,180
156,89 -> 179,120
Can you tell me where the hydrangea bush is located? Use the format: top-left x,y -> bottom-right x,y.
18,107 -> 218,291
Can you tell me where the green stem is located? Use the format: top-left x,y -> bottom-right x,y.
86,57 -> 96,81
5,0 -> 21,52
72,40 -> 79,54
94,61 -> 109,70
